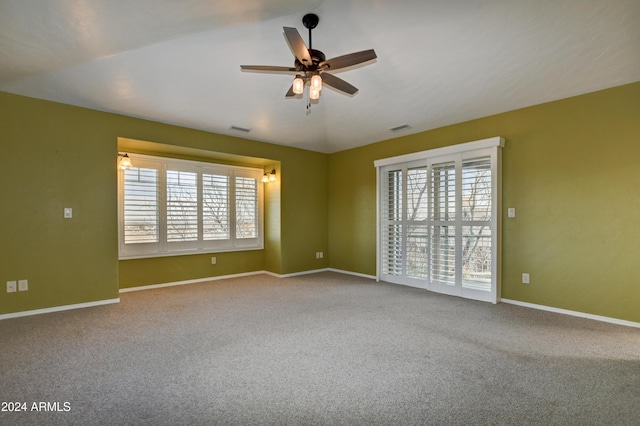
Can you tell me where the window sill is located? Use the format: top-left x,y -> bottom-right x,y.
118,245 -> 264,261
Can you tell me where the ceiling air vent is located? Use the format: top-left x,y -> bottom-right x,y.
230,125 -> 251,133
389,124 -> 411,133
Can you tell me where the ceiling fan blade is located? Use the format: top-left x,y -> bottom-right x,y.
320,49 -> 377,71
283,27 -> 312,66
240,65 -> 298,73
285,85 -> 295,97
321,73 -> 358,95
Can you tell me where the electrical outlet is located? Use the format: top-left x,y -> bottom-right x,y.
18,279 -> 28,291
211,257 -> 216,265
7,281 -> 17,293
64,208 -> 73,219
522,273 -> 530,284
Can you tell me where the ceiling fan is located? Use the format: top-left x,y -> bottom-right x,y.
240,13 -> 377,102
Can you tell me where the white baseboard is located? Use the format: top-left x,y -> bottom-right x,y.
268,268 -> 330,278
121,268 -> 376,293
0,298 -> 120,321
119,271 -> 266,293
1,269 -> 378,320
501,298 -> 640,329
327,268 -> 377,280
266,268 -> 377,280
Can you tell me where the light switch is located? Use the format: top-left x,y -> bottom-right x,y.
64,208 -> 73,219
507,208 -> 515,218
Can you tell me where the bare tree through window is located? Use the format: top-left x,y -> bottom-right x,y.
235,177 -> 258,239
462,158 -> 492,288
203,174 -> 229,240
381,156 -> 493,288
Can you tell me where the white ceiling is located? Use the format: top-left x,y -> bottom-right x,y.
1,0 -> 639,153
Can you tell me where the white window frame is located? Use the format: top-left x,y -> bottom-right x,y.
118,153 -> 264,259
374,137 -> 504,303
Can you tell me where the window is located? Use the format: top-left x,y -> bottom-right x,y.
118,153 -> 263,259
375,137 -> 504,303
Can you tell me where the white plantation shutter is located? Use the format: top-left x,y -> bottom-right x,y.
430,224 -> 456,284
462,225 -> 491,290
462,158 -> 492,221
123,166 -> 159,245
383,223 -> 403,276
376,137 -> 503,303
166,170 -> 198,242
406,167 -> 429,279
118,154 -> 263,258
235,176 -> 258,239
381,169 -> 403,276
430,161 -> 457,285
431,162 -> 456,222
203,173 -> 230,241
461,157 -> 493,290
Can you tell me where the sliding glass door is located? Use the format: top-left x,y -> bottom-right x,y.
376,138 -> 503,303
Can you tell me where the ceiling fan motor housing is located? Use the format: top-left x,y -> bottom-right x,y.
295,49 -> 326,72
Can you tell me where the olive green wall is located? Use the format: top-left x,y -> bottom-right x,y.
1,93 -> 118,313
328,82 -> 640,323
0,91 -> 328,314
2,82 -> 637,322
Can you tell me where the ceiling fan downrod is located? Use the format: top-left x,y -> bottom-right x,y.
302,13 -> 319,49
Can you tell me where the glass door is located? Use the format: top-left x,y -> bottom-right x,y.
429,157 -> 459,296
377,138 -> 503,303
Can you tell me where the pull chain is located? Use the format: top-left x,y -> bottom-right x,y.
307,20 -> 313,114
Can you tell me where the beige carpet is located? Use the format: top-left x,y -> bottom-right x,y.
1,271 -> 638,425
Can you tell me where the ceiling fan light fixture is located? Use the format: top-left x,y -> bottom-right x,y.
293,77 -> 304,95
311,74 -> 323,91
309,86 -> 320,100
